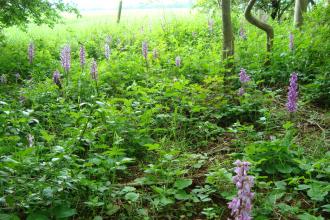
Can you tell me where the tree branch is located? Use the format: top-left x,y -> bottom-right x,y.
245,0 -> 274,55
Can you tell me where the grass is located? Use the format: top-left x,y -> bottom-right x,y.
0,5 -> 329,220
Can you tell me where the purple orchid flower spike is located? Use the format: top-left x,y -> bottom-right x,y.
105,43 -> 111,60
286,72 -> 298,113
80,45 -> 86,68
228,160 -> 254,220
289,32 -> 294,51
142,41 -> 148,60
239,69 -> 251,84
60,44 -> 71,72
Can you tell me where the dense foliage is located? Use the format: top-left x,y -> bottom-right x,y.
0,0 -> 78,30
0,3 -> 329,220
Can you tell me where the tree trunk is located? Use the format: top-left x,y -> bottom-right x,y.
117,0 -> 123,24
219,0 -> 234,61
294,0 -> 308,27
245,0 -> 274,55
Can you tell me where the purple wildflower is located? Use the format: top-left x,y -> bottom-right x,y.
208,18 -> 215,32
105,43 -> 111,60
153,48 -> 159,59
142,41 -> 148,60
239,27 -> 247,40
228,160 -> 254,220
60,44 -> 71,72
90,59 -> 98,81
239,69 -> 251,84
80,45 -> 86,68
286,72 -> 298,112
28,42 -> 35,64
53,70 -> 61,88
238,87 -> 245,96
175,56 -> 182,67
289,32 -> 294,51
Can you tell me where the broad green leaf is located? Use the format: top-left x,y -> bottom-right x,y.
321,204 -> 330,213
124,192 -> 139,202
53,206 -> 77,219
27,213 -> 49,220
106,204 -> 120,216
297,213 -> 324,220
174,190 -> 190,200
0,214 -> 20,220
174,179 -> 193,189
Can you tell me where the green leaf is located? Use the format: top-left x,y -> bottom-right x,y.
0,214 -> 20,220
321,204 -> 330,213
297,213 -> 324,220
124,192 -> 139,202
160,196 -> 174,205
93,216 -> 103,220
122,186 -> 136,193
174,179 -> 193,189
53,206 -> 77,219
307,183 -> 328,201
106,204 -> 120,216
27,213 -> 49,220
174,190 -> 190,200
144,143 -> 160,151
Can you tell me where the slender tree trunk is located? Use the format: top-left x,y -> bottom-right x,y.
219,0 -> 234,61
294,0 -> 308,27
117,0 -> 123,24
245,0 -> 274,56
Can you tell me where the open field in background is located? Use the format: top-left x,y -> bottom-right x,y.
4,8 -> 196,46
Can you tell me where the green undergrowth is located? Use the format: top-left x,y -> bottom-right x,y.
0,6 -> 329,220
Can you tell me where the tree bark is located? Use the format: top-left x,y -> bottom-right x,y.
294,0 -> 308,27
117,0 -> 123,24
219,0 -> 234,61
245,0 -> 274,54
